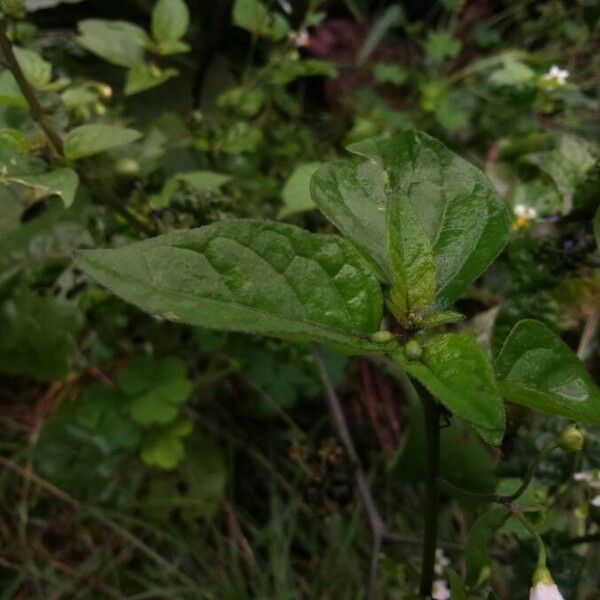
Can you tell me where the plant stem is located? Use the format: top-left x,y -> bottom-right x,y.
0,22 -> 64,157
419,387 -> 440,598
0,20 -> 156,237
511,506 -> 546,568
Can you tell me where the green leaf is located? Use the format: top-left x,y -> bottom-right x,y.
61,86 -> 98,109
393,389 -> 496,493
118,356 -> 193,425
129,377 -> 192,424
140,418 -> 193,470
150,170 -> 231,208
278,162 -> 320,219
75,220 -> 386,354
124,63 -> 178,96
465,506 -> 509,585
0,70 -> 26,106
0,199 -> 91,284
9,168 -> 79,208
395,332 -> 505,444
232,0 -> 289,41
64,124 -> 142,160
595,206 -> 600,249
176,170 -> 231,190
269,59 -> 336,86
311,131 -> 510,315
386,192 -> 436,323
13,46 -> 52,90
495,319 -> 600,424
447,570 -> 467,600
77,19 -> 148,67
425,31 -> 462,64
0,287 -> 82,381
372,63 -> 407,85
152,0 -> 189,44
526,135 -> 597,213
144,436 -> 225,521
76,384 -> 141,452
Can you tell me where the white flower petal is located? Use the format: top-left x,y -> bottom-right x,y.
432,579 -> 451,600
529,581 -> 565,600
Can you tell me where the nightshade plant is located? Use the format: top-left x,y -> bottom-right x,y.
74,131 -> 600,598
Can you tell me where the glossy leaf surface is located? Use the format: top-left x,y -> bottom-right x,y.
311,131 -> 511,314
386,192 -> 436,321
495,319 -> 600,423
395,332 -> 505,444
75,220 -> 385,353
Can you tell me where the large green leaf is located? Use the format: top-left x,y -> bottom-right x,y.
495,319 -> 600,423
394,332 -> 505,444
64,124 -> 142,160
75,220 -> 386,353
77,19 -> 148,68
386,192 -> 436,321
311,131 -> 511,315
594,206 -> 600,249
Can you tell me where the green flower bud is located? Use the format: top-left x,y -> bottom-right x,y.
370,330 -> 394,344
405,339 -> 422,361
557,425 -> 585,453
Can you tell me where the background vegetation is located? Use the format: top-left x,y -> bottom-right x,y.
0,0 -> 599,598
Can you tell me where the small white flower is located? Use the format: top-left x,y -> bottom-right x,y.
432,579 -> 451,600
530,567 -> 564,600
434,548 -> 450,575
543,65 -> 569,86
278,0 -> 292,14
591,495 -> 600,507
574,471 -> 592,482
513,203 -> 538,219
530,581 -> 565,600
289,29 -> 310,48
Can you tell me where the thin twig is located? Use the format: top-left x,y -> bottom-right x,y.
313,347 -> 387,600
577,311 -> 599,361
0,20 -> 156,237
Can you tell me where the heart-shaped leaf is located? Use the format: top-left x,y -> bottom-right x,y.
395,332 -> 505,445
495,319 -> 600,423
75,220 -> 387,354
311,131 -> 511,318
